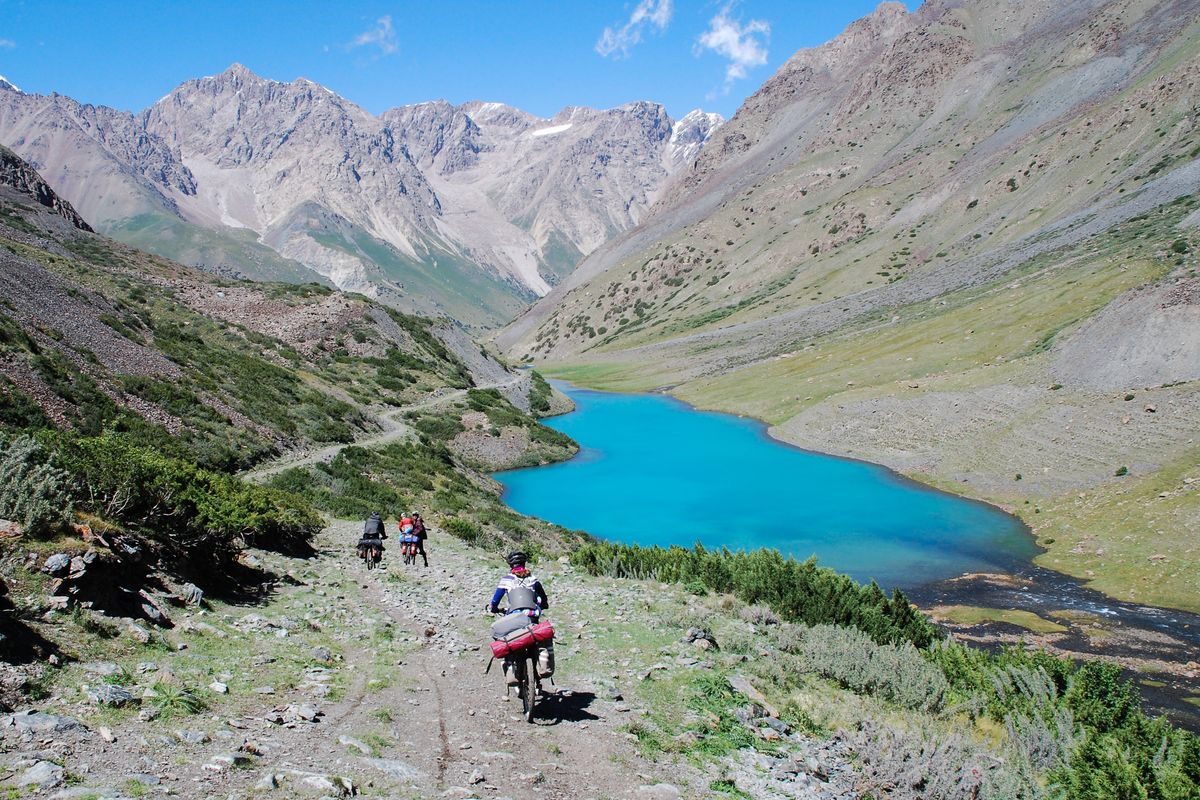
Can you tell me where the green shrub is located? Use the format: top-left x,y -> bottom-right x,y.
444,517 -> 484,544
528,371 -> 553,415
0,434 -> 73,535
147,682 -> 206,718
792,624 -> 949,711
413,413 -> 466,440
266,439 -> 476,522
1170,238 -> 1190,254
571,542 -> 936,648
51,431 -> 320,560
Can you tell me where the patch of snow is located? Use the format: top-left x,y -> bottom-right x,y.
0,74 -> 21,93
667,110 -> 724,164
530,123 -> 573,138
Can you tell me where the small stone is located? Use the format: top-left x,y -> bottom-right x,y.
468,769 -> 485,784
311,646 -> 334,663
208,752 -> 253,770
254,686 -> 275,695
179,583 -> 204,606
138,706 -> 160,722
285,703 -> 320,722
82,661 -> 122,676
16,760 -> 65,788
127,625 -> 152,644
86,684 -> 136,707
173,729 -> 211,745
209,682 -> 229,694
98,726 -> 116,743
255,771 -> 280,790
637,783 -> 681,800
42,554 -> 71,577
365,758 -> 426,782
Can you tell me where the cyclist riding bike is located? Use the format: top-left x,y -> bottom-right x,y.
357,511 -> 387,565
487,552 -> 552,694
488,551 -> 549,618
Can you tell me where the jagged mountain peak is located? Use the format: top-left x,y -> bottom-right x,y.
0,75 -> 20,93
2,69 -> 726,328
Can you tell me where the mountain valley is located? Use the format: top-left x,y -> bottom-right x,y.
499,0 -> 1200,617
2,0 -> 1200,796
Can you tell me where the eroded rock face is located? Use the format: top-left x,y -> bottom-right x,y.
0,146 -> 92,231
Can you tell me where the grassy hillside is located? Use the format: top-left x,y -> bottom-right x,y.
0,161 -> 580,609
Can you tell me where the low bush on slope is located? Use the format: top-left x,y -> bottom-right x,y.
571,541 -> 935,647
578,541 -> 1200,798
45,431 -> 318,560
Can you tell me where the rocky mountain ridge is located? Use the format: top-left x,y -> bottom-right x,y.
0,67 -> 722,328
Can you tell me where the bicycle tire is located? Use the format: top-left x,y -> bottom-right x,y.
523,652 -> 537,723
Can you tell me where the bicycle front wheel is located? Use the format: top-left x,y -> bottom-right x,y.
522,653 -> 538,723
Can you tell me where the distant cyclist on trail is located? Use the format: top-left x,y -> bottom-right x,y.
488,552 -> 549,617
411,512 -> 429,567
357,511 -> 386,561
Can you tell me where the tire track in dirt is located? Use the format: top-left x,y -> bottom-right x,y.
340,519 -> 665,799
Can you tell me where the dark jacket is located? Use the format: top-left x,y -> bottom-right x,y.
362,512 -> 386,540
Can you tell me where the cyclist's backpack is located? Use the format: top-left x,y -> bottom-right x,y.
506,585 -> 538,611
363,514 -> 384,538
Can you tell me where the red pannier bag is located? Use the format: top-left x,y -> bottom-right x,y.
489,614 -> 541,658
531,620 -> 554,644
506,627 -> 536,654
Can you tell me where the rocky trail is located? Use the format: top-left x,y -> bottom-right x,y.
1,519 -> 869,799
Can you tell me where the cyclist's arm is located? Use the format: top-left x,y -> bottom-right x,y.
535,581 -> 549,610
488,587 -> 505,613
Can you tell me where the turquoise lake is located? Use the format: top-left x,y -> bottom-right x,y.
495,383 -> 1038,590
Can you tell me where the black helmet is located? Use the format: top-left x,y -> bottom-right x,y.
506,551 -> 528,568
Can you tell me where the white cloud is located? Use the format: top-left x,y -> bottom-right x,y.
596,0 -> 673,58
0,38 -> 16,50
346,16 -> 398,56
694,3 -> 770,90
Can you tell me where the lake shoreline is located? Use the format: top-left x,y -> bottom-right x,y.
507,378 -> 1200,724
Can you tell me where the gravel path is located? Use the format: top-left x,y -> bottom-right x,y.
244,377 -> 524,481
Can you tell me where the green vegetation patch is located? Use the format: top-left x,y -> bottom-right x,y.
1032,446 -> 1200,613
572,542 -> 935,648
934,605 -> 1068,633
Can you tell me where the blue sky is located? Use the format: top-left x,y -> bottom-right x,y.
0,1 -> 908,121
